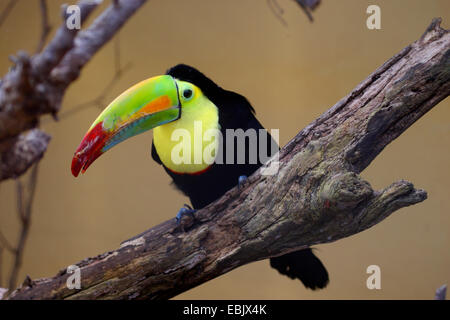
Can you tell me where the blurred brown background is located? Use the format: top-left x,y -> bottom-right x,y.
0,0 -> 449,299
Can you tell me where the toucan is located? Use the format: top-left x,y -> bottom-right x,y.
71,64 -> 329,290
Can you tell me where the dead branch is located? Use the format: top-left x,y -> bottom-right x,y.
0,129 -> 49,181
0,230 -> 15,253
6,18 -> 449,300
0,0 -> 148,182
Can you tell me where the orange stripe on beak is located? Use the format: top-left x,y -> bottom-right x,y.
138,95 -> 172,116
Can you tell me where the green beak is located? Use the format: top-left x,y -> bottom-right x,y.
71,75 -> 181,177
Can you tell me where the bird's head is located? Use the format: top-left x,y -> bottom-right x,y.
71,64 -> 219,177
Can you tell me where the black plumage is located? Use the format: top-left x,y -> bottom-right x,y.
151,64 -> 329,290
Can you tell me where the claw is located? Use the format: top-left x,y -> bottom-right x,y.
175,204 -> 196,227
238,175 -> 248,190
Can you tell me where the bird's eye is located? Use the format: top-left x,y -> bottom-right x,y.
183,89 -> 193,99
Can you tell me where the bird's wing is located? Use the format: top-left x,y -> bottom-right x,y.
151,140 -> 162,165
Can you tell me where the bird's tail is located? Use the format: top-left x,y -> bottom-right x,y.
269,248 -> 329,290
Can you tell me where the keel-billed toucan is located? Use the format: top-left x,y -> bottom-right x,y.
71,64 -> 329,290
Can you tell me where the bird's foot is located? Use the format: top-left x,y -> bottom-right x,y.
175,204 -> 197,232
238,175 -> 248,190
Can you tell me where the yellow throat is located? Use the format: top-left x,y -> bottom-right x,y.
153,83 -> 219,174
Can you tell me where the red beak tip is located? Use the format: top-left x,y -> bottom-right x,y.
71,156 -> 83,178
71,165 -> 80,178
71,122 -> 107,178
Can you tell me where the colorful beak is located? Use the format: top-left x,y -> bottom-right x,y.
71,75 -> 181,177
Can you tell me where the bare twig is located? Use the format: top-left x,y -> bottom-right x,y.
16,178 -> 24,220
35,0 -> 51,54
267,0 -> 288,27
0,231 -> 15,253
57,62 -> 132,120
114,31 -> 121,73
56,35 -> 133,121
8,163 -> 39,292
267,0 -> 321,25
0,0 -> 18,29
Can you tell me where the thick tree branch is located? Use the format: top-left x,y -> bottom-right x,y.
6,19 -> 450,300
0,0 -> 148,182
0,129 -> 49,181
31,0 -> 99,77
49,0 -> 145,85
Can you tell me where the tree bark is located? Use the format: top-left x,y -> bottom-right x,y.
6,18 -> 450,300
